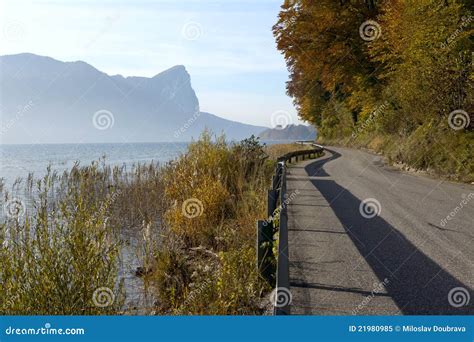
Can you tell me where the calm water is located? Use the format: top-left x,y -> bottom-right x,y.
1,142 -> 190,313
0,140 -> 286,312
0,142 -> 189,188
0,140 -> 289,187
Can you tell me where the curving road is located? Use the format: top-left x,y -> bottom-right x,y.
287,147 -> 474,315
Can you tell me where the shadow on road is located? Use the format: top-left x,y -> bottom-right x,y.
302,148 -> 473,315
294,149 -> 341,177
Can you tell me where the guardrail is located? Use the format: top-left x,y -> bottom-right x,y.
257,142 -> 324,315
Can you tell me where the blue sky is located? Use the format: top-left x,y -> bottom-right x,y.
0,0 -> 304,127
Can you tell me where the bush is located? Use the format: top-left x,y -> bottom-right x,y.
152,132 -> 272,314
0,133 -> 311,315
0,167 -> 124,315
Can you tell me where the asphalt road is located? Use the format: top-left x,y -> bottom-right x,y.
287,147 -> 473,315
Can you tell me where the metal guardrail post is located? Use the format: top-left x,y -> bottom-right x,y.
257,220 -> 274,283
274,164 -> 290,315
257,143 -> 325,315
256,220 -> 265,270
257,163 -> 283,284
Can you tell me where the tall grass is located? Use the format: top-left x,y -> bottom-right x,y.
319,123 -> 474,182
151,136 -> 315,314
150,134 -> 274,314
0,134 -> 313,315
0,164 -> 125,314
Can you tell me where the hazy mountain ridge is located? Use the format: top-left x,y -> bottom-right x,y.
258,124 -> 316,140
0,53 -> 266,143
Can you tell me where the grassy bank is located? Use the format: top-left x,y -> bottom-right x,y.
318,121 -> 474,183
146,135 -> 314,314
0,134 -> 312,315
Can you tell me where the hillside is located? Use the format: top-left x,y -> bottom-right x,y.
273,1 -> 473,182
258,124 -> 316,140
0,53 -> 267,143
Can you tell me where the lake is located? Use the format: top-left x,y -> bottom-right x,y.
0,142 -> 191,313
0,140 -> 288,313
0,142 -> 189,189
0,140 -> 291,188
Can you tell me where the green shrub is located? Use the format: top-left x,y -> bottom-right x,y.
0,167 -> 124,315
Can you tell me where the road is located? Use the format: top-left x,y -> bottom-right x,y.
286,146 -> 473,315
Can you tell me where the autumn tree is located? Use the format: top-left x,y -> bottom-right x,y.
274,0 -> 473,180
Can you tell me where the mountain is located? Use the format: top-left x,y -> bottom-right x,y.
0,53 -> 267,144
258,124 -> 316,140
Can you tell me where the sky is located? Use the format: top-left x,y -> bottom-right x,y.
0,0 -> 304,127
